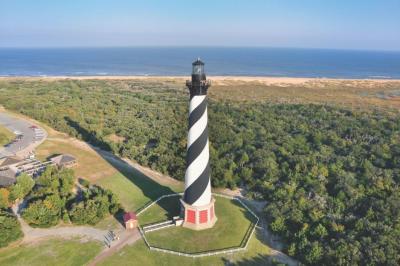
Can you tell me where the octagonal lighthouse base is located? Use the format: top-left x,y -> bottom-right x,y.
180,198 -> 217,230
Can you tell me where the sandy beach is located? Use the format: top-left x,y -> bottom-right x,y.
1,76 -> 400,85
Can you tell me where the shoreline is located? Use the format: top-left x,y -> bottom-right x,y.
1,75 -> 400,84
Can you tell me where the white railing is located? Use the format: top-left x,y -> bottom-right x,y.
145,223 -> 175,233
143,220 -> 173,230
148,246 -> 247,258
137,192 -> 259,258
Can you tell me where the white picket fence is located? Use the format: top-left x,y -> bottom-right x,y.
143,220 -> 175,233
143,220 -> 173,230
137,192 -> 260,258
145,223 -> 175,233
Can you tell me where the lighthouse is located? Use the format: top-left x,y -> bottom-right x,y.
180,59 -> 217,230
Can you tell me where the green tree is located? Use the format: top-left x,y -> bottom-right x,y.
0,210 -> 23,248
22,194 -> 64,228
9,174 -> 34,201
312,224 -> 328,239
270,216 -> 286,233
0,188 -> 10,209
305,242 -> 323,264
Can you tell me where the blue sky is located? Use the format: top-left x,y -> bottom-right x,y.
0,0 -> 399,50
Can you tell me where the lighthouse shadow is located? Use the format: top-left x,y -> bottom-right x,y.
64,117 -> 178,219
221,255 -> 271,266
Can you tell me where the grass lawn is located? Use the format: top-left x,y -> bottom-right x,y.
0,238 -> 102,266
35,139 -> 116,181
143,197 -> 257,253
100,229 -> 271,266
138,195 -> 181,226
0,124 -> 14,146
96,171 -> 178,212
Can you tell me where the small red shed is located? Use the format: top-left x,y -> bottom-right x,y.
123,212 -> 138,230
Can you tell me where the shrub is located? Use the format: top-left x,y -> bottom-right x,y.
0,209 -> 23,247
69,186 -> 120,225
8,174 -> 34,202
22,194 -> 65,228
0,188 -> 10,209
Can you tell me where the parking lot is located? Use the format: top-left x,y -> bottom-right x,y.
0,112 -> 47,158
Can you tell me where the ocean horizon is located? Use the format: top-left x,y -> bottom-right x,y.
0,47 -> 399,79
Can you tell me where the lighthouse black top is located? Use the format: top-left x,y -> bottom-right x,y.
187,59 -> 210,97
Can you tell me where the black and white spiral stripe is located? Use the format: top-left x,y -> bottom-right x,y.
183,95 -> 211,206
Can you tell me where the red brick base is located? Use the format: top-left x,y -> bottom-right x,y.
180,198 -> 217,230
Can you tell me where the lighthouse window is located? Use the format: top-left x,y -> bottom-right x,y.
192,64 -> 204,75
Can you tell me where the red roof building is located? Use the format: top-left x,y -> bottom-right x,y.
123,212 -> 138,230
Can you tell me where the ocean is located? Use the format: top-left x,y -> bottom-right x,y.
0,47 -> 399,79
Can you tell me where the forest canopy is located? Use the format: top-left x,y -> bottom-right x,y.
0,79 -> 399,265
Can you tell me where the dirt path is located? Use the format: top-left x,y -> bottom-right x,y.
12,202 -> 109,243
88,229 -> 141,266
11,201 -> 142,265
256,217 -> 298,266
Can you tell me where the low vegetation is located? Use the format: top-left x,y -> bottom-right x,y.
22,167 -> 75,227
0,210 -> 23,248
0,175 -> 32,248
8,173 -> 35,202
22,166 -> 120,228
0,174 -> 35,209
0,125 -> 14,146
69,185 -> 120,225
0,79 -> 399,265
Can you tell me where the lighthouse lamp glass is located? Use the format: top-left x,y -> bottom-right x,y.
192,64 -> 204,75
